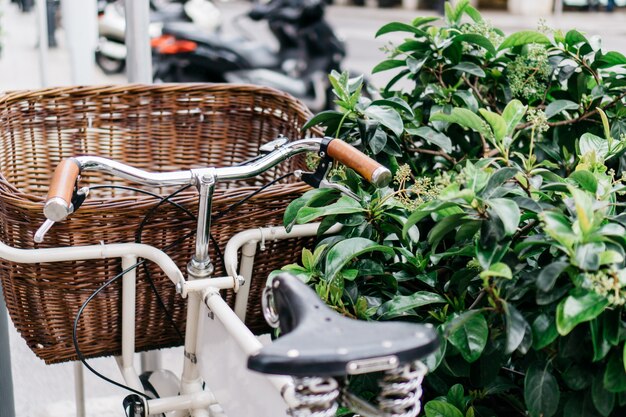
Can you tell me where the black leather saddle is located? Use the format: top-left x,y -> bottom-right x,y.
247,273 -> 439,377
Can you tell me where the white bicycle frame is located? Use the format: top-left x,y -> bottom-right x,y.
1,222 -> 338,417
19,137 -> 398,416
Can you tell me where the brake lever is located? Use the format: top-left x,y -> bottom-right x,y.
34,187 -> 89,243
319,179 -> 359,201
297,140 -> 359,201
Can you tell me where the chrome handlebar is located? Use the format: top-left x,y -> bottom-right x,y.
73,138 -> 325,188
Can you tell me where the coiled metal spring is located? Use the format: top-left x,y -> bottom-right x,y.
376,361 -> 428,417
289,377 -> 340,417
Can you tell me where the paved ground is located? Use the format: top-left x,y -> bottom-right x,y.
1,1 -> 625,416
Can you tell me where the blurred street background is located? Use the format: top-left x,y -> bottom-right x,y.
1,0 -> 626,92
0,0 -> 625,416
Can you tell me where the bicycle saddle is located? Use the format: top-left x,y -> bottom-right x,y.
247,273 -> 439,377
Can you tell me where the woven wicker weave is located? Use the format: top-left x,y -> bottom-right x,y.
0,84 -> 318,364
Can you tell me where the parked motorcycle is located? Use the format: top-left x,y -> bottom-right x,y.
95,0 -> 221,75
151,0 -> 346,112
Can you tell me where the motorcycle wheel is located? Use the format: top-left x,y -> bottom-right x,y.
95,51 -> 126,75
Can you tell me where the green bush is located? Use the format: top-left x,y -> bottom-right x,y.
278,1 -> 626,416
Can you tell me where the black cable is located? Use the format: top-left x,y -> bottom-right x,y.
91,184 -> 196,344
213,172 -> 294,221
89,185 -> 196,221
134,184 -> 197,343
73,171 -> 295,396
73,261 -> 150,399
73,230 -> 196,398
134,184 -> 196,243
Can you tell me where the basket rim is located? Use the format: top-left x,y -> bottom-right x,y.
0,83 -> 312,108
0,82 -> 319,210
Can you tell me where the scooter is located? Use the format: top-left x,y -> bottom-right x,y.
96,0 -> 221,75
151,0 -> 346,112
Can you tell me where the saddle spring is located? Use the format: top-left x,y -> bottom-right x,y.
376,361 -> 428,417
288,377 -> 340,417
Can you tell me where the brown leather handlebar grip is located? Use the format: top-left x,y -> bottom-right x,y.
326,139 -> 392,188
44,158 -> 80,222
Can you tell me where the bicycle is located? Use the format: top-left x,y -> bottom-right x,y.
6,136 -> 439,416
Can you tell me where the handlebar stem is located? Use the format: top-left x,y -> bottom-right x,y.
188,172 -> 216,279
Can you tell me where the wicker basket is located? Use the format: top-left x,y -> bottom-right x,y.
0,84 -> 319,364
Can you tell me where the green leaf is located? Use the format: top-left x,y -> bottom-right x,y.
452,34 -> 497,56
446,311 -> 488,363
481,167 -> 519,198
284,188 -> 339,230
428,213 -> 468,249
370,97 -> 414,118
569,170 -> 598,194
504,303 -> 528,354
423,328 -> 446,372
452,62 -> 485,78
570,186 -> 595,236
372,59 -> 407,74
411,16 -> 440,27
563,364 -> 594,390
557,291 -> 610,335
537,262 -> 569,292
375,22 -> 426,38
403,201 -> 458,237
599,250 -> 624,266
447,384 -> 465,411
592,371 -> 615,416
524,365 -> 560,417
498,31 -> 551,51
563,392 -> 602,417
453,90 -> 479,113
580,132 -> 609,160
301,248 -> 314,270
407,126 -> 452,153
541,211 -> 577,249
501,99 -> 526,136
596,51 -> 626,68
296,195 -> 364,224
479,262 -> 512,279
424,401 -> 464,417
324,238 -> 395,282
487,198 -> 520,236
565,30 -> 589,48
302,110 -> 343,131
406,56 -> 429,74
545,100 -> 579,119
574,243 -> 604,271
378,292 -> 446,319
532,314 -> 558,350
591,318 -> 611,362
597,111 -> 612,147
364,105 -> 404,137
452,0 -> 469,20
478,109 -> 507,142
604,351 -> 626,393
431,108 -> 490,137
464,5 -> 483,23
328,70 -> 350,102
476,231 -> 510,269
